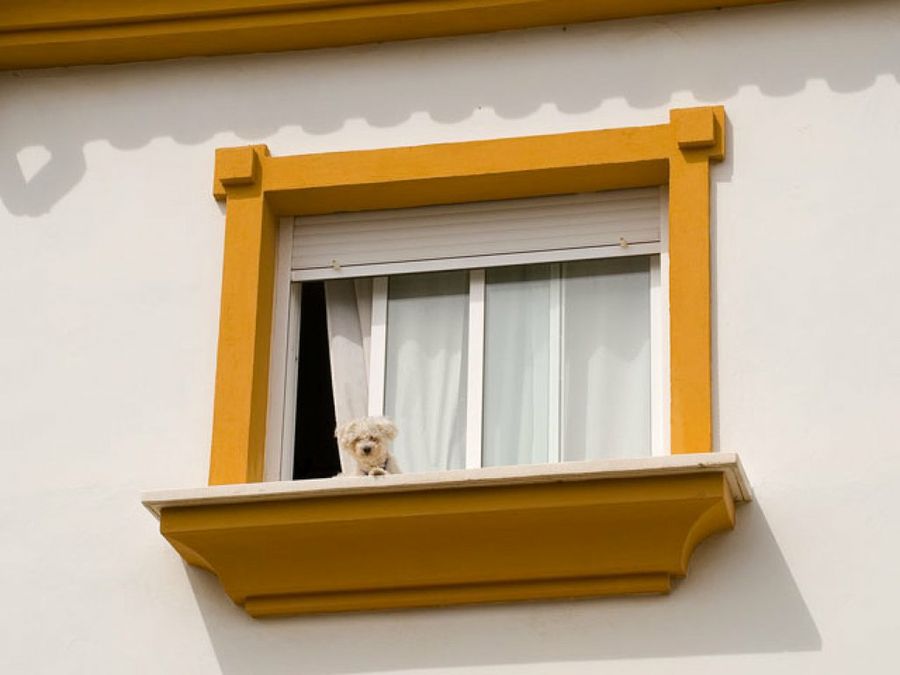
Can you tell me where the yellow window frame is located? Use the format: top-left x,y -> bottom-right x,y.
208,106 -> 725,485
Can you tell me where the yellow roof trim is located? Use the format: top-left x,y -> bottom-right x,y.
1,0 -> 789,70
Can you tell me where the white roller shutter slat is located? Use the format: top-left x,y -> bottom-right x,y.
292,188 -> 661,278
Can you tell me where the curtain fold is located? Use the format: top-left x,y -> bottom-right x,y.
483,264 -> 552,467
324,279 -> 372,471
562,257 -> 651,460
384,271 -> 468,473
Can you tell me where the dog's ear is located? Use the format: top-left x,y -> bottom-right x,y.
375,417 -> 398,441
334,420 -> 354,449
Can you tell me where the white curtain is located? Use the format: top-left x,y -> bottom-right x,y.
481,258 -> 651,466
325,257 -> 650,473
562,257 -> 651,460
482,265 -> 552,466
324,279 -> 373,471
384,271 -> 468,473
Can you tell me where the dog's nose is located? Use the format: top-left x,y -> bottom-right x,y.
361,445 -> 372,454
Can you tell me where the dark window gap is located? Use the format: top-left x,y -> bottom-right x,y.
293,281 -> 342,480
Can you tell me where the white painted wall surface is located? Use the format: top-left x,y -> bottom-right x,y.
1,0 -> 899,672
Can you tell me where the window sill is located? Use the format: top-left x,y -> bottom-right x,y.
143,453 -> 751,617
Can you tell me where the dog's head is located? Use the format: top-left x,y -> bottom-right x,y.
335,416 -> 398,471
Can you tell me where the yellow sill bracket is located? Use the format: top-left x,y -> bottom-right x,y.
144,454 -> 751,617
208,106 -> 725,485
1,1 -> 790,71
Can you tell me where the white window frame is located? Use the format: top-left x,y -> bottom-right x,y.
266,191 -> 670,481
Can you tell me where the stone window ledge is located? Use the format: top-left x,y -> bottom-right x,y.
143,453 -> 750,617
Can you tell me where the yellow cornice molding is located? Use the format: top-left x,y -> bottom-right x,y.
145,455 -> 751,617
208,107 -> 724,485
1,0 -> 789,70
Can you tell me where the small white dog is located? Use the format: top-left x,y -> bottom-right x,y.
335,416 -> 401,476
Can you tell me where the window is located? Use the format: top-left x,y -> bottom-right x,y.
209,108 -> 722,486
267,188 -> 670,480
145,110 -> 742,618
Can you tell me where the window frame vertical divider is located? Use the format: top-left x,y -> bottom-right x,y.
548,263 -> 563,463
650,187 -> 671,457
368,276 -> 389,418
465,269 -> 486,469
266,217 -> 297,482
278,282 -> 302,480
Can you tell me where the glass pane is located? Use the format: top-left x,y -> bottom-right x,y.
562,257 -> 651,461
384,270 -> 469,473
483,264 -> 553,467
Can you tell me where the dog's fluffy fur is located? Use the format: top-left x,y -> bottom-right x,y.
335,416 -> 401,476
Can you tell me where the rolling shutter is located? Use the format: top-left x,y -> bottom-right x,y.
291,187 -> 662,279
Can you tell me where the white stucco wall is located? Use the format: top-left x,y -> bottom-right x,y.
2,0 -> 899,672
